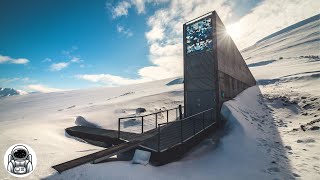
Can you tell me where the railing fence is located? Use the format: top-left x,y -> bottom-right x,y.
117,105 -> 215,152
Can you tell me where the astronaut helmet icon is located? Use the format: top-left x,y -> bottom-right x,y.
4,144 -> 37,177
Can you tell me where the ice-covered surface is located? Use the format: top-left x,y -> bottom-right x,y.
0,15 -> 320,179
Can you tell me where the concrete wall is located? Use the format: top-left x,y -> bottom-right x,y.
214,12 -> 256,106
183,11 -> 256,119
184,51 -> 217,117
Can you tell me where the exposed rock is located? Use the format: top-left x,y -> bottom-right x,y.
75,116 -> 100,128
284,145 -> 292,150
310,126 -> 320,130
297,138 -> 316,143
310,97 -> 318,101
136,107 -> 146,114
0,87 -> 27,98
303,104 -> 312,109
293,173 -> 301,177
267,167 -> 280,172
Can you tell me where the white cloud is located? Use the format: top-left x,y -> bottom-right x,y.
11,58 -> 29,64
141,0 -> 319,81
109,0 -> 169,18
92,0 -> 318,87
0,77 -> 20,84
83,0 -> 231,86
70,57 -> 81,63
0,55 -> 10,63
42,58 -> 52,62
62,46 -> 78,55
26,84 -> 64,93
76,74 -> 150,86
117,25 -> 133,37
131,0 -> 146,14
131,0 -> 170,14
138,55 -> 183,79
141,0 -> 232,80
48,46 -> 83,71
50,62 -> 69,71
0,77 -> 30,84
111,1 -> 131,18
0,55 -> 29,64
145,25 -> 164,42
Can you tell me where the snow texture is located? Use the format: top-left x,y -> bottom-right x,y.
0,15 -> 319,179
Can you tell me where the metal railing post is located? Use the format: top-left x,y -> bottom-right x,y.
179,105 -> 183,119
155,113 -> 158,128
158,126 -> 160,152
141,117 -> 144,133
212,109 -> 214,124
193,116 -> 196,135
166,110 -> 169,124
176,108 -> 178,120
181,119 -> 183,143
118,118 -> 121,139
202,112 -> 205,129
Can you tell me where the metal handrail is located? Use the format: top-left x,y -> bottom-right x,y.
158,108 -> 214,126
118,105 -> 184,138
118,106 -> 182,120
157,107 -> 215,152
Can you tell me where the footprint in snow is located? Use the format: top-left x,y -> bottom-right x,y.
67,105 -> 76,109
267,167 -> 280,173
292,173 -> 301,177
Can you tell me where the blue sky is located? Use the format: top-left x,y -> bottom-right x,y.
0,0 -> 318,92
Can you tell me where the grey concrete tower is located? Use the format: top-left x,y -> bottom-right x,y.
183,11 -> 256,121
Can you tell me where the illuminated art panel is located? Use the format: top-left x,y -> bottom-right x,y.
185,17 -> 213,55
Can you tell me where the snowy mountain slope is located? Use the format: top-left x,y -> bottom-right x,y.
0,78 -> 184,179
44,87 -> 287,180
240,14 -> 320,179
242,14 -> 320,60
0,15 -> 319,180
241,13 -> 320,92
0,87 -> 27,98
256,14 -> 320,45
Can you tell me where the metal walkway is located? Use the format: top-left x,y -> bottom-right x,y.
66,105 -> 216,152
52,141 -> 142,173
53,105 -> 216,173
118,106 -> 216,152
66,126 -> 158,143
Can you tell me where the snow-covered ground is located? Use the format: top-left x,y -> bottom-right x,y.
0,15 -> 319,179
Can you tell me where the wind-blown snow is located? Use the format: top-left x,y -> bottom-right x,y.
0,15 -> 320,179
